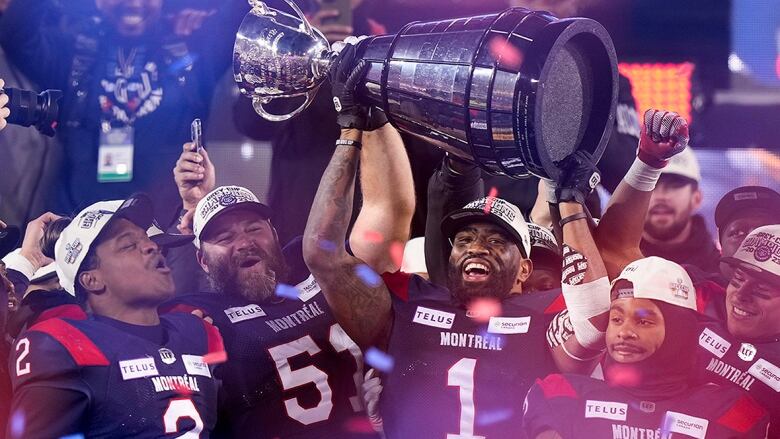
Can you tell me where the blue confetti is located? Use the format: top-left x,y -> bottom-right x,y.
318,239 -> 337,253
476,408 -> 514,426
10,410 -> 24,437
365,347 -> 395,373
275,283 -> 300,300
60,434 -> 85,439
355,264 -> 381,287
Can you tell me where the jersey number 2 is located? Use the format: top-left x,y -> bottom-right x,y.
447,358 -> 485,439
163,398 -> 204,438
268,323 -> 363,425
15,338 -> 31,376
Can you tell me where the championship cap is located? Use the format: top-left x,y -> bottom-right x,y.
55,194 -> 155,295
611,256 -> 697,311
441,197 -> 532,258
721,225 -> 780,284
193,186 -> 273,248
714,186 -> 780,231
527,223 -> 560,259
660,147 -> 701,183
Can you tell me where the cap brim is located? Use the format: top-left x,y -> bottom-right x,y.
0,225 -> 21,258
714,188 -> 780,229
113,193 -> 155,231
151,233 -> 195,249
721,256 -> 780,286
441,208 -> 528,258
200,201 -> 273,242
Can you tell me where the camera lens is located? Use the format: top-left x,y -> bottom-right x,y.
3,87 -> 63,137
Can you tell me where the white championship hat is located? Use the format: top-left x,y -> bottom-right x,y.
527,222 -> 560,258
55,195 -> 154,295
440,197 -> 532,258
660,147 -> 701,183
611,256 -> 697,311
722,224 -> 780,284
192,186 -> 272,248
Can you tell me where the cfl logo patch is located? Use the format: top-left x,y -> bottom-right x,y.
333,97 -> 342,112
588,172 -> 601,189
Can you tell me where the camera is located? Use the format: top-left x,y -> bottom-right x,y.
2,87 -> 63,137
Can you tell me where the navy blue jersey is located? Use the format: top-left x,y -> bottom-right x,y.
379,272 -> 556,439
524,374 -> 769,439
8,313 -> 223,438
165,238 -> 370,438
696,320 -> 780,437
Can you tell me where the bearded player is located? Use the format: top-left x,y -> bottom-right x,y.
164,43 -> 414,438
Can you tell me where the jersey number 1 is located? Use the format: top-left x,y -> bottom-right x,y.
268,323 -> 364,425
447,358 -> 485,439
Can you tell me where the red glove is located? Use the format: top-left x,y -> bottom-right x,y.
637,109 -> 689,168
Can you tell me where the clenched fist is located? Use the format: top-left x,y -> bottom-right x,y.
637,109 -> 689,169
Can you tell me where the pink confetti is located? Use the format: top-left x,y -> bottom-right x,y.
172,380 -> 193,396
203,350 -> 228,365
467,298 -> 502,323
605,364 -> 641,387
483,187 -> 499,214
390,241 -> 405,269
363,230 -> 384,244
488,37 -> 524,70
343,416 -> 376,433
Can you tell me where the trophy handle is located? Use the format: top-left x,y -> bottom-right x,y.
252,89 -> 318,122
249,0 -> 316,38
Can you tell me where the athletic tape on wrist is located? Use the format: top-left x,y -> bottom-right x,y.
561,276 -> 610,350
1,250 -> 36,280
623,157 -> 662,192
561,245 -> 588,286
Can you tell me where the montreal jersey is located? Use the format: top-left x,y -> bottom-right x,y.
8,313 -> 223,438
524,373 -> 769,439
695,319 -> 780,437
164,238 -> 372,438
378,271 -> 555,439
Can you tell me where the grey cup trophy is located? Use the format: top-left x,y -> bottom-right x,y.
233,0 -> 619,180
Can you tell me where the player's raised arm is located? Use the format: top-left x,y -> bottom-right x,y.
543,152 -> 611,373
595,110 -> 689,278
303,44 -> 393,350
348,115 -> 415,273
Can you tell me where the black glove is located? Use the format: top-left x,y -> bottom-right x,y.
364,107 -> 389,131
555,151 -> 601,204
328,44 -> 370,130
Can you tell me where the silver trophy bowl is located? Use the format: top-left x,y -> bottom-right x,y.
233,0 -> 333,121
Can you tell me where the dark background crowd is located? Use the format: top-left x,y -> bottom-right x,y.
0,0 -> 779,438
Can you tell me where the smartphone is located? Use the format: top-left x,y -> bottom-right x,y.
319,0 -> 352,28
191,118 -> 203,152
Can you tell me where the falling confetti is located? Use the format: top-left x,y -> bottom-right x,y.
483,187 -> 499,213
342,416 -> 376,434
605,364 -> 641,387
488,36 -> 523,70
476,408 -> 514,426
318,239 -> 337,253
203,350 -> 228,365
467,297 -> 502,323
10,410 -> 24,437
275,283 -> 300,300
390,241 -> 405,269
363,230 -> 384,244
355,264 -> 382,287
171,380 -> 193,396
365,346 -> 395,372
60,435 -> 85,439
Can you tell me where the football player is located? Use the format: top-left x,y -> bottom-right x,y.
524,257 -> 769,439
7,195 -> 223,438
164,42 -> 414,438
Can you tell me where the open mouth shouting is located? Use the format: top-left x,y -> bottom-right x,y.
462,258 -> 493,283
730,302 -> 758,320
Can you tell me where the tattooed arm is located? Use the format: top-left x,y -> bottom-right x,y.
303,128 -> 394,350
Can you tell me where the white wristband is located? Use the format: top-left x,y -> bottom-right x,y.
623,157 -> 662,192
561,276 -> 610,350
1,249 -> 36,281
